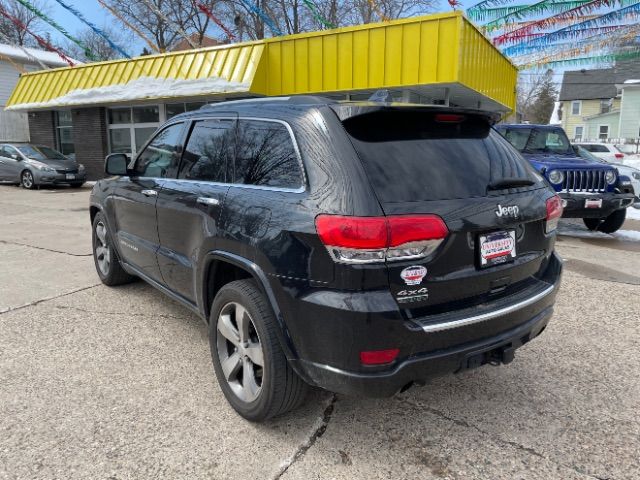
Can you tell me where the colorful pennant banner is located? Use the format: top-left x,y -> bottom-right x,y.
14,0 -> 97,60
192,0 -> 237,40
502,2 -> 640,54
469,1 -> 591,21
239,0 -> 283,36
0,5 -> 75,66
52,0 -> 130,59
97,0 -> 160,53
0,30 -> 49,69
494,0 -> 618,45
467,0 -> 518,14
301,0 -> 336,29
526,48 -> 640,68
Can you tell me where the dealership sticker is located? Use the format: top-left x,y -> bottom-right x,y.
400,266 -> 427,285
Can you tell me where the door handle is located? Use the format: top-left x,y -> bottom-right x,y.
141,189 -> 158,197
196,197 -> 220,206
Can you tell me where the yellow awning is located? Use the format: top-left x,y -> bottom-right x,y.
6,12 -> 517,112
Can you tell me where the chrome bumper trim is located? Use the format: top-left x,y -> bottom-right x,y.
421,285 -> 555,333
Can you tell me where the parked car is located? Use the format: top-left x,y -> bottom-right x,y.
615,143 -> 640,161
91,98 -> 563,421
0,143 -> 86,189
574,145 -> 640,206
496,125 -> 635,233
575,142 -> 625,163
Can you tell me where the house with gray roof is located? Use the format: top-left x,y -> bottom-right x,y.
559,63 -> 640,143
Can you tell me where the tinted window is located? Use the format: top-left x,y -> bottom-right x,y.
234,120 -> 303,189
134,123 -> 184,177
15,145 -> 65,160
496,127 -> 573,155
344,110 -> 540,202
584,144 -> 609,153
179,119 -> 235,182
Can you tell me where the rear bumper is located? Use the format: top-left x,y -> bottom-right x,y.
275,252 -> 563,397
560,191 -> 634,218
294,305 -> 553,397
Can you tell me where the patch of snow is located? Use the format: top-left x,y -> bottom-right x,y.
625,207 -> 640,220
623,79 -> 640,84
6,75 -> 250,111
0,43 -> 74,68
549,101 -> 561,125
558,222 -> 640,242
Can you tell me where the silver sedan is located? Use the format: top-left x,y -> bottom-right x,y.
0,143 -> 86,189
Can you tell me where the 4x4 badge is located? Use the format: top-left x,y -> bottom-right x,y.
495,204 -> 519,218
400,266 -> 427,285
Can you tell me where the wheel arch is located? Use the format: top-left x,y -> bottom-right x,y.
201,251 -> 300,361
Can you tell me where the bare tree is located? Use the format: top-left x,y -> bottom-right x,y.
517,70 -> 558,124
64,25 -> 134,62
0,0 -> 51,46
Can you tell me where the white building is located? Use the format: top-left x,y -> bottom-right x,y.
0,44 -> 70,142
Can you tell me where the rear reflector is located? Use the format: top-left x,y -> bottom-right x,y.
315,214 -> 449,264
360,349 -> 400,365
545,195 -> 563,234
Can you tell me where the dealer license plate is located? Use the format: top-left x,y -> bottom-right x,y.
585,198 -> 602,209
66,174 -> 75,180
479,230 -> 516,268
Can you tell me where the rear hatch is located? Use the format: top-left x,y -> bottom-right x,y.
337,107 -> 557,316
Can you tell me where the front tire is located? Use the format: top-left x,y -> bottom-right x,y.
209,279 -> 308,421
21,170 -> 36,189
583,208 -> 627,234
92,212 -> 135,286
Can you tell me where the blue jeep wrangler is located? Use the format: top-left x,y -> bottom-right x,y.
496,124 -> 635,233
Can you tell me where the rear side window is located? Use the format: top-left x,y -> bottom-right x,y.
134,122 -> 184,178
343,110 -> 538,202
584,144 -> 609,153
234,120 -> 303,189
179,119 -> 235,182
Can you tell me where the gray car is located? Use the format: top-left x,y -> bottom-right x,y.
0,143 -> 86,189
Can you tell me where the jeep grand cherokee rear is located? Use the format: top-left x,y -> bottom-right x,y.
91,98 -> 562,421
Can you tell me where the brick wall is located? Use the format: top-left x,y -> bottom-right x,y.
71,107 -> 108,180
27,111 -> 56,147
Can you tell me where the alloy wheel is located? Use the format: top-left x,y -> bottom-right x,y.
21,171 -> 33,189
216,302 -> 264,403
94,221 -> 111,276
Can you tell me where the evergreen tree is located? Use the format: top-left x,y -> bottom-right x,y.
529,70 -> 558,124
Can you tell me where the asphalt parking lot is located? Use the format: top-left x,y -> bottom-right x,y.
1,184 -> 639,480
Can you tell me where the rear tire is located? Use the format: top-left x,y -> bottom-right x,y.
21,170 -> 36,189
583,208 -> 626,234
209,279 -> 308,421
92,212 -> 135,286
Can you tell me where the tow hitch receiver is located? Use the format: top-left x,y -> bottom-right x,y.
465,343 -> 516,370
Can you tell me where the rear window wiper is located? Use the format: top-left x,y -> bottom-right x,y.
488,177 -> 535,190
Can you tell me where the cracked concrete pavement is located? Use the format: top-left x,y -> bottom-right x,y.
1,184 -> 639,479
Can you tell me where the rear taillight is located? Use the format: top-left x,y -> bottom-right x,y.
315,214 -> 448,264
545,195 -> 563,234
615,153 -> 625,159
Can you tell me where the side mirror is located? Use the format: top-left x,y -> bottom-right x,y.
10,154 -> 19,160
105,153 -> 129,176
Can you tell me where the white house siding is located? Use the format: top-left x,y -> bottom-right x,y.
0,60 -> 30,142
618,87 -> 640,140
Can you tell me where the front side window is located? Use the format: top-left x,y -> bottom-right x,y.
571,101 -> 581,115
599,125 -> 609,140
134,123 -> 184,178
179,119 -> 235,182
234,120 -> 303,189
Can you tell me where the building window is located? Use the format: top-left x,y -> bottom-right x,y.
574,126 -> 584,141
107,106 -> 161,156
600,99 -> 612,114
55,111 -> 74,155
165,101 -> 208,119
598,125 -> 609,140
571,101 -> 581,115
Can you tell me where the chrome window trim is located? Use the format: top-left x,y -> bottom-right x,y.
133,115 -> 307,193
420,285 -> 555,333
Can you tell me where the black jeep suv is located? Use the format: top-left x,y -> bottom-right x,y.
90,97 -> 563,421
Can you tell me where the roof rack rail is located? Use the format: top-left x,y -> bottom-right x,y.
199,95 -> 334,110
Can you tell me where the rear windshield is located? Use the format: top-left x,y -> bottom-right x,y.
342,110 -> 540,202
